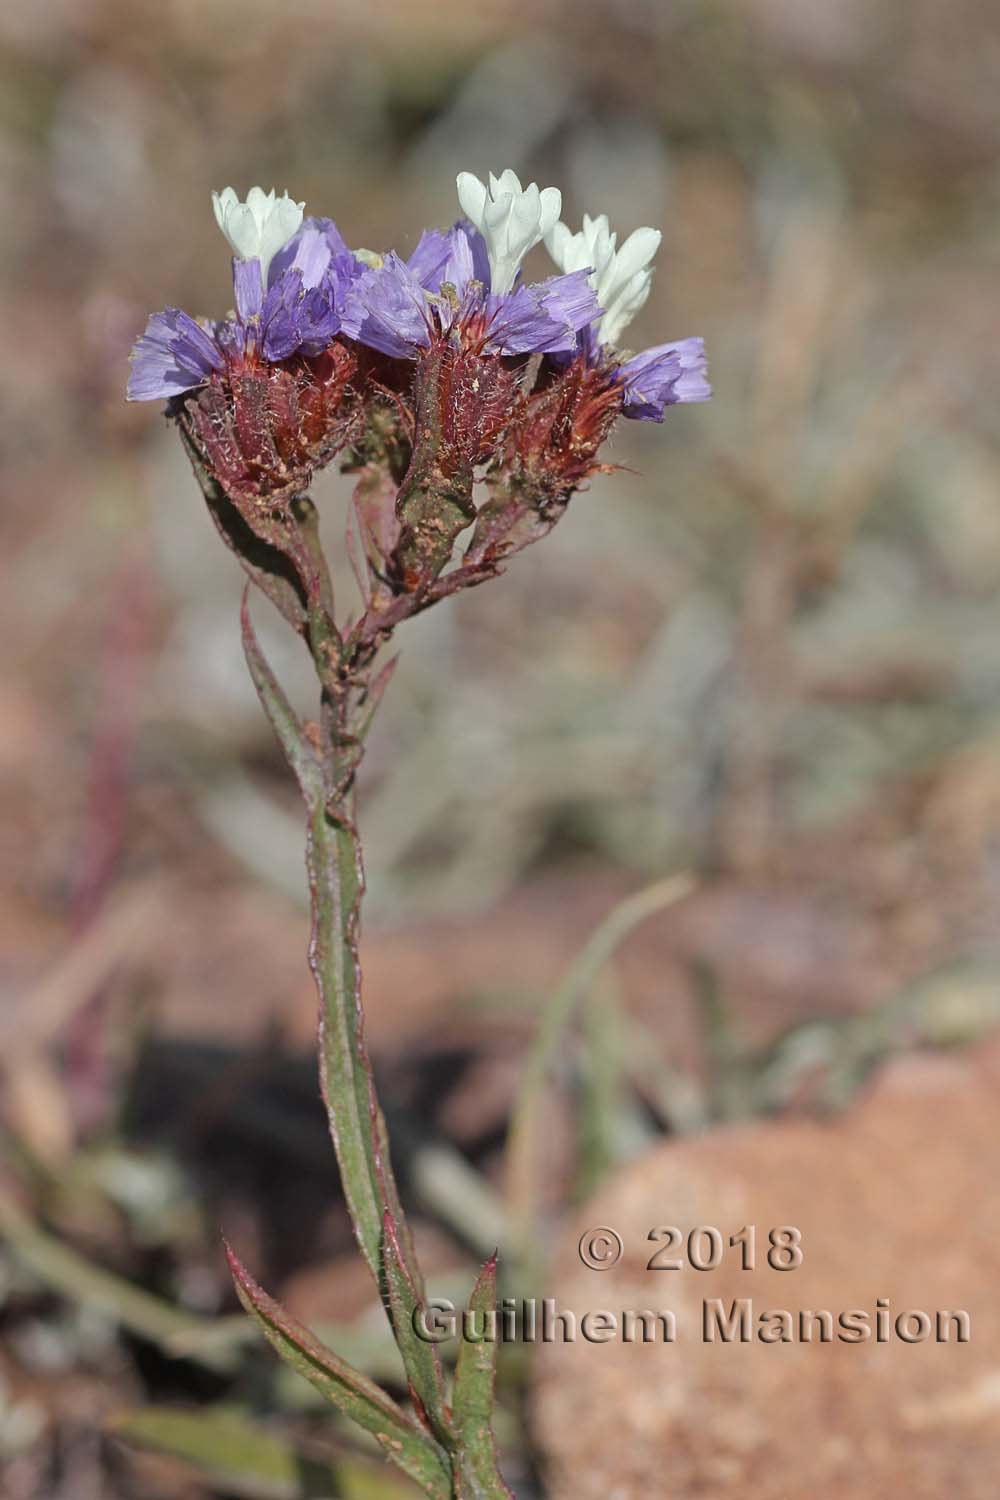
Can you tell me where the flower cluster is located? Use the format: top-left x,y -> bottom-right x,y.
127,206 -> 364,402
128,169 -> 709,598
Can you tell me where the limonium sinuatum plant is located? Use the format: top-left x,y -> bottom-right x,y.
128,168 -> 709,1498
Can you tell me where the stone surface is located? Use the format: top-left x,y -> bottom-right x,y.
532,1038 -> 1000,1498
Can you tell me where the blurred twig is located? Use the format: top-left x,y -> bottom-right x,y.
505,873 -> 696,1266
0,1183 -> 235,1372
0,1181 -> 413,1384
575,970 -> 628,1202
106,1405 -> 415,1500
0,880 -> 165,1164
0,881 -> 164,1057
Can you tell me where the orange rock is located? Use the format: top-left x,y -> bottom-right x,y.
533,1038 -> 1000,1498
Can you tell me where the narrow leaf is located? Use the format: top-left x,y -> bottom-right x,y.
576,970 -> 627,1201
241,590 -> 324,807
107,1405 -> 415,1500
226,1242 -> 451,1499
346,502 -> 373,606
451,1257 -> 513,1499
380,1211 -> 455,1451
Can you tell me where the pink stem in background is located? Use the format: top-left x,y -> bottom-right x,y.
63,552 -> 153,1135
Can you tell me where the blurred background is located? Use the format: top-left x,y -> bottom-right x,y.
2,1 -> 1000,1495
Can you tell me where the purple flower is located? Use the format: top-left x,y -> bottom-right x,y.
126,308 -> 225,403
127,215 -> 363,402
270,216 -> 351,284
484,272 -> 599,356
222,254 -> 346,363
617,337 -> 711,422
544,208 -> 711,420
344,221 -> 601,361
544,325 -> 710,422
342,253 -> 428,359
405,222 -> 491,294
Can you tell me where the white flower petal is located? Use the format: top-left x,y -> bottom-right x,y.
611,227 -> 661,285
538,186 -> 562,238
544,221 -> 574,267
227,203 -> 261,260
490,168 -> 523,197
545,208 -> 662,345
456,167 -> 563,295
211,185 -> 305,284
211,187 -> 237,236
457,171 -> 488,225
599,268 -> 653,346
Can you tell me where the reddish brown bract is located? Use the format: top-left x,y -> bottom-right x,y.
177,343 -> 360,508
505,355 -> 623,501
419,336 -> 519,473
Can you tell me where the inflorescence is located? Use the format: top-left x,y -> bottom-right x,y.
125,170 -> 710,1500
128,169 -> 709,612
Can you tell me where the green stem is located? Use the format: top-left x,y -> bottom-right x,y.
307,789 -> 423,1297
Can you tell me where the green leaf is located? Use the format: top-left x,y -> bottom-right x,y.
241,589 -> 324,808
451,1257 -> 513,1499
107,1405 -> 417,1500
380,1210 -> 455,1451
226,1241 -> 451,1499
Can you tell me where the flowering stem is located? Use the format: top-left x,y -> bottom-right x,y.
134,168 -> 709,1500
172,433 -> 509,1492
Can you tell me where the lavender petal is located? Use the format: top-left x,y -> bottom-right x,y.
126,307 -> 223,401
487,270 -> 601,355
260,270 -> 306,362
406,229 -> 454,292
453,220 -> 492,288
407,223 -> 479,298
295,287 -> 344,356
232,258 -> 264,323
270,216 -> 351,287
346,253 -> 430,358
618,336 -> 711,421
